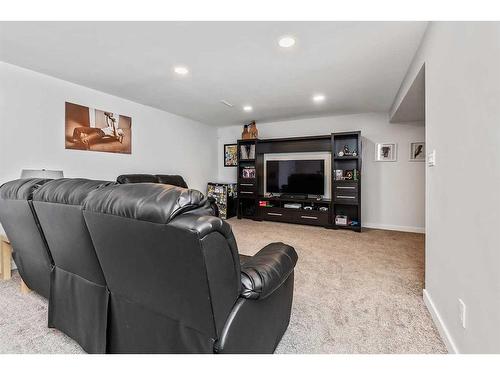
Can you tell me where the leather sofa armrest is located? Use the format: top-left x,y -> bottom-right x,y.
240,242 -> 298,300
207,196 -> 220,217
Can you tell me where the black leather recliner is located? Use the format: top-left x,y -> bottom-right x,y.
0,178 -> 297,353
32,178 -> 115,354
83,183 -> 297,353
0,179 -> 53,298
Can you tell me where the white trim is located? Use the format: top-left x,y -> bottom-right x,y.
423,289 -> 458,354
363,222 -> 425,233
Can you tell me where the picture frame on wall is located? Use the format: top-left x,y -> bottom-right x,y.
409,141 -> 425,161
375,143 -> 397,162
65,102 -> 132,154
224,143 -> 238,167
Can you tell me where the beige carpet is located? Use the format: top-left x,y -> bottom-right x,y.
0,219 -> 446,354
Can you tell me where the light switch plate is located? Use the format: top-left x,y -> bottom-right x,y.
458,298 -> 466,329
428,150 -> 436,167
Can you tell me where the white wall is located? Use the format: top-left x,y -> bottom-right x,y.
393,22 -> 500,353
0,62 -> 217,193
217,113 -> 425,232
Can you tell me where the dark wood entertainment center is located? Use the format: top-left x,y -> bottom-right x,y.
236,132 -> 362,232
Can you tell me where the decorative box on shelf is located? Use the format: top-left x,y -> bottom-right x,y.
335,215 -> 348,226
207,182 -> 237,220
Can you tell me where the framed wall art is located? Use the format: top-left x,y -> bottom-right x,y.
409,142 -> 425,161
224,143 -> 238,167
375,143 -> 397,162
65,102 -> 131,154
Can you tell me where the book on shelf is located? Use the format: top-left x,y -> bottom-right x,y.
240,144 -> 255,160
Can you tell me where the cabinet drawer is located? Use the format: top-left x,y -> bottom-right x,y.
333,189 -> 358,204
238,190 -> 256,198
259,207 -> 293,221
296,211 -> 329,224
334,182 -> 358,203
334,182 -> 358,193
258,207 -> 329,226
239,182 -> 256,188
238,180 -> 257,196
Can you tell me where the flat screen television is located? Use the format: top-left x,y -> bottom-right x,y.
266,159 -> 325,196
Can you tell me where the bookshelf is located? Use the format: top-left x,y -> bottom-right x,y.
331,131 -> 362,232
236,138 -> 258,219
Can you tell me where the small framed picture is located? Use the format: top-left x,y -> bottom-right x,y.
224,144 -> 238,167
242,167 -> 256,179
375,143 -> 397,162
409,142 -> 425,161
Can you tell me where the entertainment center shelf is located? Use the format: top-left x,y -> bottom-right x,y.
236,132 -> 362,231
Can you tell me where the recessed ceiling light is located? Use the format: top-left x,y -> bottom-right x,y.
278,36 -> 296,48
173,66 -> 189,75
243,105 -> 253,112
313,94 -> 326,103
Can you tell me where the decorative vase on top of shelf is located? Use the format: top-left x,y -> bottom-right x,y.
248,121 -> 258,139
241,124 -> 250,139
242,121 -> 258,140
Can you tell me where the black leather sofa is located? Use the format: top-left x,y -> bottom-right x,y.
0,178 -> 297,353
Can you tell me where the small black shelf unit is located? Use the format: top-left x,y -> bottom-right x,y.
237,139 -> 258,219
235,132 -> 362,232
331,131 -> 362,232
206,182 -> 237,220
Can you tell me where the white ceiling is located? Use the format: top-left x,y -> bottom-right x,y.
0,22 -> 427,126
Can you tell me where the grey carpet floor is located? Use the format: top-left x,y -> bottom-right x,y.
0,219 -> 446,354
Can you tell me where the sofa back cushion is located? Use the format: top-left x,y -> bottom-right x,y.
116,174 -> 188,189
32,178 -> 114,284
155,174 -> 188,188
116,174 -> 158,184
84,183 -> 206,224
0,178 -> 53,297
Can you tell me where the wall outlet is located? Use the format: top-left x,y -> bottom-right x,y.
458,298 -> 467,329
427,150 -> 436,167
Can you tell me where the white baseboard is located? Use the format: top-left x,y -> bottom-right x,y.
423,289 -> 458,354
363,222 -> 425,233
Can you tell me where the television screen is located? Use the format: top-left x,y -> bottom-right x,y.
266,159 -> 325,195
